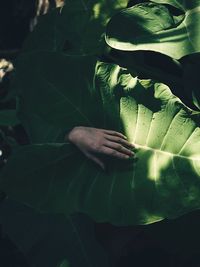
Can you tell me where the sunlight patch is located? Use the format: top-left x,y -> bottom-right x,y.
148,152 -> 171,181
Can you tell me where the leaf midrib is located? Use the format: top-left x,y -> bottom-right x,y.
136,144 -> 200,160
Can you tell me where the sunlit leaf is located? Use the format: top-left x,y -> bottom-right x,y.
150,0 -> 198,10
106,0 -> 200,59
2,57 -> 200,225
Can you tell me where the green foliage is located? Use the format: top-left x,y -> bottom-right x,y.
2,1 -> 200,266
0,110 -> 19,126
106,0 -> 200,59
1,0 -> 200,227
23,0 -> 129,55
59,260 -> 70,267
2,58 -> 200,225
58,260 -> 70,267
0,200 -> 109,267
14,52 -> 101,143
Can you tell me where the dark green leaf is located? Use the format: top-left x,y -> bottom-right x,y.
57,260 -> 70,267
23,0 -> 129,55
181,54 -> 200,110
14,52 -> 103,143
0,199 -> 109,267
0,110 -> 20,126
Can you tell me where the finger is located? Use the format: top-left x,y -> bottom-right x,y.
102,130 -> 127,139
105,135 -> 135,149
37,5 -> 42,15
87,153 -> 105,170
43,4 -> 49,14
104,141 -> 135,157
100,146 -> 131,159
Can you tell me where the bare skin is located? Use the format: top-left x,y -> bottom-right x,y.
66,126 -> 136,170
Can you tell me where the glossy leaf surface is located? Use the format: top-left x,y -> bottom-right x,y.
106,0 -> 200,59
2,58 -> 200,225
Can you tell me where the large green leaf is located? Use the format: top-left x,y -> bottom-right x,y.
23,0 -> 129,55
14,52 -> 103,143
106,0 -> 200,59
0,199 -> 109,267
151,0 -> 199,10
2,59 -> 200,225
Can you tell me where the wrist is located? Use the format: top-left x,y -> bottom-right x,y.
65,126 -> 82,143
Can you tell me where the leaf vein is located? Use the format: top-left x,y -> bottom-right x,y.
159,109 -> 182,150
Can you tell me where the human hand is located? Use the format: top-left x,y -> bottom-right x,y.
66,126 -> 136,170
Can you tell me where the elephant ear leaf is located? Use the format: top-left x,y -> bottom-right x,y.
23,0 -> 129,55
14,52 -> 103,143
150,0 -> 198,10
1,61 -> 200,225
106,0 -> 200,59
